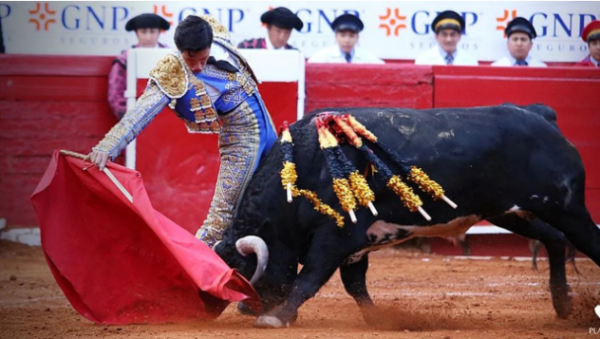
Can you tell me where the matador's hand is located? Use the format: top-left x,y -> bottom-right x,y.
89,150 -> 110,171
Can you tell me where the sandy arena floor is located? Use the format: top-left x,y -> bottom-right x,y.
1,240 -> 599,339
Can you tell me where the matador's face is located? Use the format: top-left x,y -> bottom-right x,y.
181,48 -> 211,73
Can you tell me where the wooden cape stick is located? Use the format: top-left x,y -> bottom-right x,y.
59,150 -> 134,203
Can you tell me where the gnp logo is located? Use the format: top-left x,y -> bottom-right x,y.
294,9 -> 360,34
379,8 -> 407,36
153,5 -> 174,28
496,10 -> 598,38
496,9 -> 517,36
528,12 -> 598,38
409,11 -> 478,35
28,2 -> 56,31
155,5 -> 245,32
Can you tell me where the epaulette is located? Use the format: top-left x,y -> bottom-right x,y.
149,53 -> 188,99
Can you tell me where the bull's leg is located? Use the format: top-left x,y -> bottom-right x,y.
254,234 -> 349,328
487,214 -> 571,318
535,207 -> 600,267
340,255 -> 375,323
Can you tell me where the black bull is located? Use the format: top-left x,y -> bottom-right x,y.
215,104 -> 600,328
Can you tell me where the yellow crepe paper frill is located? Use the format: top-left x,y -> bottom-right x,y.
294,189 -> 345,227
387,175 -> 422,212
281,161 -> 298,188
349,171 -> 375,207
409,166 -> 445,199
332,178 -> 357,213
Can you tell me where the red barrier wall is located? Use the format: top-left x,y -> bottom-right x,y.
1,55 -> 599,233
0,55 -> 117,227
305,64 -> 433,113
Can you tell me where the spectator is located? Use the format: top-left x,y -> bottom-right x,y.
575,20 -> 600,67
414,10 -> 478,66
108,14 -> 170,119
491,17 -> 546,67
308,14 -> 383,64
237,7 -> 303,50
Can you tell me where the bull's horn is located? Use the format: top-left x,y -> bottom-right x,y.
235,235 -> 269,284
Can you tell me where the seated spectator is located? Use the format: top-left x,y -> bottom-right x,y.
491,17 -> 546,67
108,14 -> 170,120
414,10 -> 478,66
575,20 -> 600,67
308,14 -> 384,64
238,7 -> 303,51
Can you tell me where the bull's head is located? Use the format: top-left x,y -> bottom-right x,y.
215,220 -> 299,314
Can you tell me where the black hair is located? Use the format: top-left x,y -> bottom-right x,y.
174,16 -> 213,52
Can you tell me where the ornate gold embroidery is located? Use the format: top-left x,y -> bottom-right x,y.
205,107 -> 217,120
194,110 -> 206,122
242,81 -> 253,96
190,98 -> 201,111
199,14 -> 232,41
209,120 -> 220,130
149,54 -> 188,98
189,76 -> 206,97
200,95 -> 212,107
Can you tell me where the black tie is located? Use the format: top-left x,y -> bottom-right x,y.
516,59 -> 528,66
207,56 -> 238,73
345,52 -> 352,63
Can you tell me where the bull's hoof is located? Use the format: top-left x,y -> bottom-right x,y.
552,295 -> 572,319
254,315 -> 288,328
237,302 -> 258,316
551,285 -> 572,319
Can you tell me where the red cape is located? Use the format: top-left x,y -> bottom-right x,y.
30,150 -> 260,324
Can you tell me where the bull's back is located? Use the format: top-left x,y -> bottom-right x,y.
297,105 -> 583,217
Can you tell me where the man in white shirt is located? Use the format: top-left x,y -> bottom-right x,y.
237,7 -> 303,51
492,17 -> 546,67
308,14 -> 384,64
415,10 -> 478,66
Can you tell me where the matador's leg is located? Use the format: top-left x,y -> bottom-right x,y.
195,101 -> 263,247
